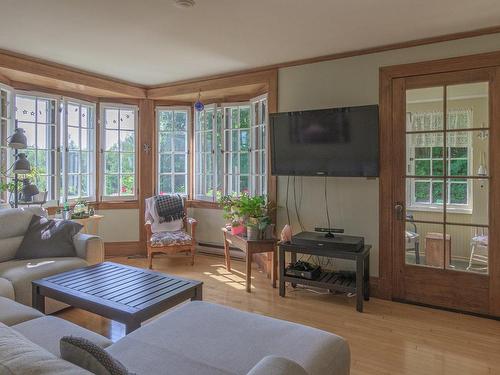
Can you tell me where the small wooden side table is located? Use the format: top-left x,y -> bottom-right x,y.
222,227 -> 277,293
72,215 -> 104,235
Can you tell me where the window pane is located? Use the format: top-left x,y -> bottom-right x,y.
240,130 -> 249,151
105,130 -> 119,151
121,153 -> 135,174
415,181 -> 430,203
104,109 -> 119,129
240,175 -> 249,193
450,183 -> 467,204
173,111 -> 187,132
120,131 -> 135,152
81,152 -> 89,174
81,128 -> 89,151
159,133 -> 172,152
432,147 -> 443,158
432,160 -> 443,176
68,127 -> 79,150
67,174 -> 78,198
415,160 -> 430,176
159,111 -> 173,131
80,175 -> 89,197
105,175 -> 119,196
240,107 -> 250,128
105,152 -> 119,173
450,147 -> 468,158
174,154 -> 186,173
68,151 -> 79,173
121,175 -> 134,195
432,182 -> 444,204
174,175 -> 186,194
16,97 -> 36,122
240,153 -> 249,174
159,175 -> 172,194
120,110 -> 135,130
450,159 -> 468,176
67,104 -> 80,126
160,154 -> 172,173
174,133 -> 186,152
414,147 -> 430,158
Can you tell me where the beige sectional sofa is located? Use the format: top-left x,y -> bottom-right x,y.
0,296 -> 350,375
0,207 -> 104,311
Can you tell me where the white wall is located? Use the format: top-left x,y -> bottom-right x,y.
96,208 -> 139,242
277,32 -> 500,276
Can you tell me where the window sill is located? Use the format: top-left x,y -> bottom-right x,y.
407,205 -> 472,215
186,200 -> 221,209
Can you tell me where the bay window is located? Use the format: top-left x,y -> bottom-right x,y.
156,107 -> 189,195
193,95 -> 268,202
101,104 -> 138,200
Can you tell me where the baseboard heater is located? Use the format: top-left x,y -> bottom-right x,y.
197,242 -> 245,260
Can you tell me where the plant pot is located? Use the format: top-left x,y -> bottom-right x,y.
247,226 -> 260,241
231,225 -> 246,236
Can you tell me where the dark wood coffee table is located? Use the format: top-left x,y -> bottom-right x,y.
32,262 -> 203,333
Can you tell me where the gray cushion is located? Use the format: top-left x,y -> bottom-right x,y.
13,316 -> 112,356
107,301 -> 350,375
0,277 -> 14,300
15,215 -> 83,260
247,356 -> 309,375
0,296 -> 44,326
0,207 -> 47,262
0,322 -> 91,374
0,257 -> 88,306
61,336 -> 130,375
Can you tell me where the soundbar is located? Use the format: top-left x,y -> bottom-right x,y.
291,231 -> 364,252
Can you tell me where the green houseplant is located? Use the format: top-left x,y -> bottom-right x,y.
219,193 -> 273,240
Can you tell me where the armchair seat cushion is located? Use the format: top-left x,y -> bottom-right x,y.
150,230 -> 192,248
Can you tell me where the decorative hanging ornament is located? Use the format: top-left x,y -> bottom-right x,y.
194,90 -> 204,112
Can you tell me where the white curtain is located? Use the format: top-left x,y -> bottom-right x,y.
407,109 -> 472,147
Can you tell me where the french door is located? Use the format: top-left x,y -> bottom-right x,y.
391,67 -> 500,315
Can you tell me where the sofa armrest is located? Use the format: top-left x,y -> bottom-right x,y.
247,356 -> 309,375
73,233 -> 104,264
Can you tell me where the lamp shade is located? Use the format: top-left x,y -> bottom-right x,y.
13,153 -> 31,174
21,178 -> 39,202
8,128 -> 28,149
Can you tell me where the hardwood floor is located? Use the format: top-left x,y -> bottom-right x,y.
55,254 -> 500,375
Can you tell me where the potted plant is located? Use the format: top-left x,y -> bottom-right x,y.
219,194 -> 246,236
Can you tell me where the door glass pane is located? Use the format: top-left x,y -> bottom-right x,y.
405,222 -> 445,268
445,224 -> 488,274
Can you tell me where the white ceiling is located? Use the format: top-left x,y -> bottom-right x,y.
1,0 -> 500,86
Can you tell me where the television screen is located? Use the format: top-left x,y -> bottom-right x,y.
270,105 -> 379,177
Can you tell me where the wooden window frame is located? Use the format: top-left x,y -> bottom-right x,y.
99,102 -> 139,202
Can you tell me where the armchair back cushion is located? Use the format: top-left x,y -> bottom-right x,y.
145,197 -> 183,233
0,207 -> 47,262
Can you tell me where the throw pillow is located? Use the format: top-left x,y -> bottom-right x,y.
15,215 -> 83,259
60,336 -> 131,375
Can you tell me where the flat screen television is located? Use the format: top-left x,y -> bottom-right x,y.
270,105 -> 379,177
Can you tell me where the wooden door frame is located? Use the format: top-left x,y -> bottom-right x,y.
378,50 -> 500,315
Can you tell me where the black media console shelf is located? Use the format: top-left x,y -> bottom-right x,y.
278,242 -> 371,312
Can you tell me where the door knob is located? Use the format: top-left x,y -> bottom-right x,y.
394,203 -> 404,221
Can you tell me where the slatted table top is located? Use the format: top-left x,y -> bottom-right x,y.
32,262 -> 203,332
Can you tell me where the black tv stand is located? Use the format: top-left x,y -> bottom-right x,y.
278,240 -> 371,312
324,231 -> 335,238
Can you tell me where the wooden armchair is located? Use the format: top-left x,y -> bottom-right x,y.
145,197 -> 198,269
